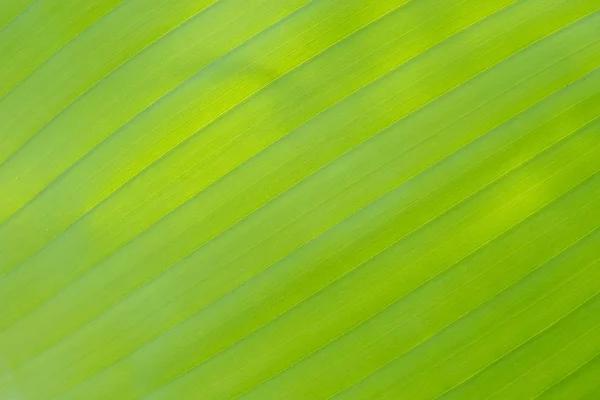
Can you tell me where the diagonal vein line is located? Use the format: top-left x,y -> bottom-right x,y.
437,292 -> 600,399
0,0 -> 223,164
390,290 -> 600,400
0,0 -> 318,271
0,0 -> 414,237
21,0 -> 528,350
86,0 -> 551,249
0,0 -> 440,356
32,50 -> 600,399
210,69 -> 600,346
362,224 -> 600,400
4,0 -> 596,388
0,0 -> 129,109
109,0 -> 522,226
68,0 -> 586,281
159,70 -> 580,341
336,226 -> 600,400
532,352 -> 600,399
0,0 -> 275,176
5,0 -> 109,74
214,120 -> 600,400
432,294 -> 600,400
35,52 -> 600,400
235,148 -> 600,399
0,0 -> 37,34
2,0 -> 413,372
28,6 -> 594,322
55,66 -> 600,400
298,168 -> 600,400
0,0 -> 398,268
85,0 -> 473,239
576,380 -> 600,400
390,245 -> 600,400
1,0 -> 596,396
0,0 -> 455,295
0,0 -> 310,213
484,327 -> 600,400
51,0 -> 414,241
0,0 -> 370,193
78,52 -> 600,394
214,12 -> 600,386
54,46 -> 596,400
429,243 -> 600,399
71,0 -> 507,284
11,0 -> 476,378
21,70 -> 600,400
3,0 -> 538,293
134,7 -> 600,344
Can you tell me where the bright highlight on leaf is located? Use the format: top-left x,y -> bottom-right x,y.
0,0 -> 599,399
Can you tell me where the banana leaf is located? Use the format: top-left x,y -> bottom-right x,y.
0,0 -> 599,398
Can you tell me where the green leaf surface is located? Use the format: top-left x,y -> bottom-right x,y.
0,0 -> 599,399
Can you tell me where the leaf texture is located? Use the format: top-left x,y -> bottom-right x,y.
0,0 -> 599,399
